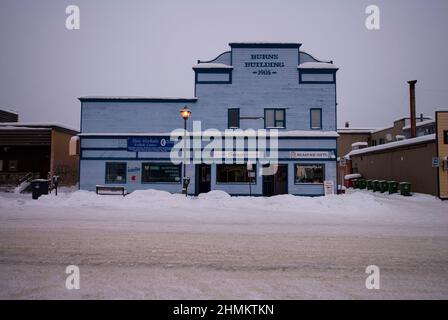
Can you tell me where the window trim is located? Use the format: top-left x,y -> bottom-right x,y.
294,163 -> 325,185
216,164 -> 257,185
264,108 -> 286,129
310,108 -> 322,130
105,162 -> 127,184
141,162 -> 182,184
227,108 -> 240,129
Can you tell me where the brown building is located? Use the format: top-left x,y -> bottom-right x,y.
436,111 -> 448,199
0,122 -> 79,191
348,135 -> 437,195
339,111 -> 448,197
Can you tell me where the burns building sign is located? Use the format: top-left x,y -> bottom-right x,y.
245,54 -> 285,75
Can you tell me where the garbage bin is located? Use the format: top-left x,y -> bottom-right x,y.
379,180 -> 388,193
353,179 -> 359,189
31,179 -> 49,200
359,179 -> 367,189
388,181 -> 399,194
373,180 -> 380,192
399,182 -> 412,196
366,180 -> 374,190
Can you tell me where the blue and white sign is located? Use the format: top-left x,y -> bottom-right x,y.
127,137 -> 174,152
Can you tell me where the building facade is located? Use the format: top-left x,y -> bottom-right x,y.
78,42 -> 339,196
0,122 -> 79,190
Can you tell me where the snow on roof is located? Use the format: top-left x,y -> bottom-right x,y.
79,130 -> 339,138
346,134 -> 436,158
0,122 -> 78,133
344,173 -> 362,180
337,128 -> 377,134
0,106 -> 18,115
78,96 -> 197,102
0,126 -> 50,131
351,142 -> 368,147
193,63 -> 233,69
402,119 -> 435,130
298,62 -> 338,69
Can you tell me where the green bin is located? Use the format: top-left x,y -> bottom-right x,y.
359,179 -> 367,189
379,180 -> 388,193
353,179 -> 359,189
366,180 -> 374,190
388,181 -> 399,194
399,182 -> 412,196
373,180 -> 380,192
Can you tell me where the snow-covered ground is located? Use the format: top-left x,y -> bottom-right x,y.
0,189 -> 447,299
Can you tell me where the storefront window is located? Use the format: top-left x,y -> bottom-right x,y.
265,109 -> 285,128
141,163 -> 181,183
217,164 -> 255,183
105,162 -> 126,184
294,164 -> 324,184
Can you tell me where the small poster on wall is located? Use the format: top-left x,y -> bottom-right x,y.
324,180 -> 335,196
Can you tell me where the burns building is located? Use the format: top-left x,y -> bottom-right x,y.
78,42 -> 339,196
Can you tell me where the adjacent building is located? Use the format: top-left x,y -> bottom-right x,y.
78,42 -> 339,196
0,112 -> 80,190
338,112 -> 448,198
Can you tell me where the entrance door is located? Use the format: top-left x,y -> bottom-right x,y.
263,164 -> 288,196
196,164 -> 211,195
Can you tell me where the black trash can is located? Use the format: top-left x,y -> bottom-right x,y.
31,179 -> 49,200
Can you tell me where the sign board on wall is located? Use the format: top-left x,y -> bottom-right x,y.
289,151 -> 333,159
324,180 -> 335,196
127,137 -> 174,152
432,157 -> 440,168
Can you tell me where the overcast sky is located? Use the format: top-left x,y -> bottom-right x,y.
0,0 -> 447,130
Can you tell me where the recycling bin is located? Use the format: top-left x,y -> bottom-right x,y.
31,179 -> 49,200
366,180 -> 374,190
379,180 -> 388,193
373,180 -> 380,192
359,179 -> 367,189
388,181 -> 399,194
399,182 -> 412,196
353,179 -> 359,189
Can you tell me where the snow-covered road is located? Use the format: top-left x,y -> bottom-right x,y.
0,189 -> 447,299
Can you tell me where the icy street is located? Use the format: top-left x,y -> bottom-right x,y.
0,189 -> 448,299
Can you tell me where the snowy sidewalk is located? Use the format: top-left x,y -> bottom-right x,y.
0,189 -> 447,299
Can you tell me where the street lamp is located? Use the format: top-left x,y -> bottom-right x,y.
180,106 -> 191,196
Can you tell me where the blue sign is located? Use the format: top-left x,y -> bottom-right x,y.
127,137 -> 174,152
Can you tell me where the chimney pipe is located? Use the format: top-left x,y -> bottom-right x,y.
408,80 -> 417,138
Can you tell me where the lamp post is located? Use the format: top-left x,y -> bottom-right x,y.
180,106 -> 191,196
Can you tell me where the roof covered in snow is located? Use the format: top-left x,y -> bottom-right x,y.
351,142 -> 368,147
298,62 -> 338,70
337,128 -> 378,134
193,63 -> 233,69
346,134 -> 436,158
0,106 -> 18,115
402,119 -> 435,130
79,130 -> 339,138
0,122 -> 78,133
229,42 -> 301,48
